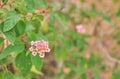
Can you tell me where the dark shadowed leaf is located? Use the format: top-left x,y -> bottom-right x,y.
16,20 -> 26,35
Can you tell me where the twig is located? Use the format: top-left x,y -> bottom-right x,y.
97,28 -> 120,64
0,0 -> 9,8
90,19 -> 120,68
92,19 -> 120,67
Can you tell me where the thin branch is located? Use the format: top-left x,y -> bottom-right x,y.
1,0 -> 9,8
97,28 -> 120,64
91,19 -> 120,67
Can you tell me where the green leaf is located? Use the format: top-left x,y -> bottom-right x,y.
34,0 -> 47,8
15,52 -> 32,76
3,71 -> 14,79
50,12 -> 55,27
0,37 -> 4,44
4,28 -> 16,44
116,8 -> 120,17
0,58 -> 7,64
78,67 -> 87,75
27,32 -> 36,41
14,73 -> 24,79
2,0 -> 8,3
3,12 -> 22,32
112,70 -> 120,79
55,13 -> 67,28
16,20 -> 26,35
91,5 -> 99,17
0,41 -> 24,60
0,72 -> 3,79
114,0 -> 119,3
25,21 -> 35,32
93,68 -> 100,79
103,16 -> 111,22
25,0 -> 35,12
0,22 -> 16,44
31,54 -> 43,70
31,19 -> 40,32
0,22 -> 4,32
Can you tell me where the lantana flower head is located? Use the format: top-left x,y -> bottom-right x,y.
29,40 -> 50,58
76,24 -> 86,34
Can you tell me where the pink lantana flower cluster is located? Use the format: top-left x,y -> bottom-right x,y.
76,24 -> 86,34
29,40 -> 50,58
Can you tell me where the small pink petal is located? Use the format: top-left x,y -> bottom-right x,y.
35,41 -> 40,46
46,48 -> 50,52
39,52 -> 45,58
76,24 -> 86,34
78,29 -> 86,33
82,29 -> 86,33
31,41 -> 35,45
32,52 -> 37,56
44,42 -> 48,45
30,40 -> 50,58
29,47 -> 33,51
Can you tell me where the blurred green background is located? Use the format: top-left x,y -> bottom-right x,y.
0,0 -> 120,79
